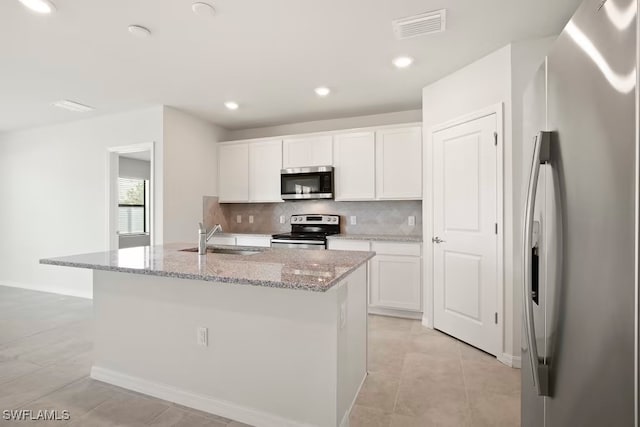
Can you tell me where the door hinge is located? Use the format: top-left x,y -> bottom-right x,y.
495,223 -> 498,234
494,312 -> 498,324
493,131 -> 498,146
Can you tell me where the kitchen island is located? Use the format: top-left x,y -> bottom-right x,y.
41,244 -> 374,427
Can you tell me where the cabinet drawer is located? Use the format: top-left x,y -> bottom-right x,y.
371,242 -> 421,257
209,236 -> 237,246
236,236 -> 271,248
327,240 -> 370,251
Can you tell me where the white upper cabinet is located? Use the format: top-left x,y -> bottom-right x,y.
218,143 -> 249,202
249,140 -> 282,202
333,132 -> 376,201
282,135 -> 333,168
218,123 -> 422,203
375,126 -> 422,200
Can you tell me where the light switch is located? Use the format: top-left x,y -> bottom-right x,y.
280,215 -> 285,224
350,216 -> 357,225
236,215 -> 242,223
249,215 -> 254,224
408,216 -> 416,226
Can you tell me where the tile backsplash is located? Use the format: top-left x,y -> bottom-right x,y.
203,197 -> 422,236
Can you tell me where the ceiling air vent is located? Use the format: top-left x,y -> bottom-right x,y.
392,9 -> 446,40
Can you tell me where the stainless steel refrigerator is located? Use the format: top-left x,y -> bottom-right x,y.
521,0 -> 638,425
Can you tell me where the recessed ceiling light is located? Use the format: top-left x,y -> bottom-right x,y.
315,87 -> 331,97
392,56 -> 414,69
224,101 -> 239,110
18,0 -> 56,14
192,2 -> 216,17
52,100 -> 95,112
128,25 -> 152,38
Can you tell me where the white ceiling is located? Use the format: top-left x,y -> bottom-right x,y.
0,0 -> 582,133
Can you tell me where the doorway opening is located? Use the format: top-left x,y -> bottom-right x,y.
107,143 -> 155,250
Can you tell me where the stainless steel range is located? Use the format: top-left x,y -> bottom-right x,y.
270,214 -> 340,250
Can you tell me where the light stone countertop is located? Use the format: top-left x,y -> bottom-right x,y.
327,234 -> 423,243
40,243 -> 374,292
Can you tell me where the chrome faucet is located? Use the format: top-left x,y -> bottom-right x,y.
198,223 -> 222,255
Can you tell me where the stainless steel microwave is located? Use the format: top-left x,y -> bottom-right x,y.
280,166 -> 334,200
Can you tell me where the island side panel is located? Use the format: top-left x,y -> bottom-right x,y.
335,264 -> 368,427
91,270 -> 346,427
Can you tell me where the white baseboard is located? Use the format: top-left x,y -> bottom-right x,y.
91,366 -> 318,427
498,353 -> 522,369
340,372 -> 367,427
421,315 -> 433,329
368,307 -> 422,320
0,280 -> 92,299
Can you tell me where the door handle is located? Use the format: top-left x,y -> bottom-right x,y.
432,237 -> 445,244
522,131 -> 551,397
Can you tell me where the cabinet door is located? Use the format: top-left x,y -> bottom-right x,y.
218,143 -> 249,202
370,255 -> 422,311
249,140 -> 282,202
333,132 -> 376,201
282,135 -> 333,168
376,126 -> 422,199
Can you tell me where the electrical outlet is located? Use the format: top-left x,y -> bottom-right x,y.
236,215 -> 242,224
350,216 -> 357,225
279,215 -> 285,224
249,215 -> 254,224
197,327 -> 208,346
408,216 -> 416,226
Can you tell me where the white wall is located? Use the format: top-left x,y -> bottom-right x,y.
119,157 -> 151,180
225,110 -> 421,141
162,107 -> 227,243
0,107 -> 164,298
422,40 -> 552,363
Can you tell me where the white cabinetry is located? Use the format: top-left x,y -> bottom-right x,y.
282,135 -> 333,168
218,140 -> 282,203
333,132 -> 376,201
327,239 -> 370,252
370,242 -> 422,312
249,140 -> 282,202
376,126 -> 422,199
327,239 -> 422,318
218,143 -> 249,202
330,126 -> 422,201
209,235 -> 237,246
235,235 -> 272,247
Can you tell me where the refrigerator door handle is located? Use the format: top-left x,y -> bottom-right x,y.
523,131 -> 551,397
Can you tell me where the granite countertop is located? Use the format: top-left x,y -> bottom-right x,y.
327,234 -> 423,243
40,243 -> 374,292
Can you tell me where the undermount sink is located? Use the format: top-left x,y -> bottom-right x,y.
180,247 -> 262,256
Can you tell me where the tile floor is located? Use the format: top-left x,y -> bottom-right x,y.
0,286 -> 519,426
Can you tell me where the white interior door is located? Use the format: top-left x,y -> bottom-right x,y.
432,113 -> 499,355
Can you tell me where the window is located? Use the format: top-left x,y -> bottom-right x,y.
118,177 -> 149,235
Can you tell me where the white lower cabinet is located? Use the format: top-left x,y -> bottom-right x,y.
209,235 -> 237,246
327,239 -> 422,318
235,235 -> 271,248
370,254 -> 422,312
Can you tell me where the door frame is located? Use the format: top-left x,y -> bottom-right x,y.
106,142 -> 156,251
423,103 -> 504,356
